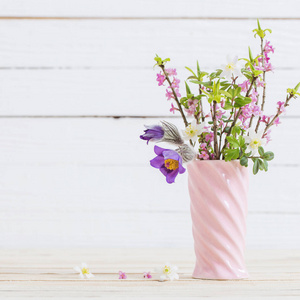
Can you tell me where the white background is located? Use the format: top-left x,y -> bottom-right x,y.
0,0 -> 299,249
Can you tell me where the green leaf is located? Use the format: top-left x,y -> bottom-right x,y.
253,159 -> 259,175
238,135 -> 245,147
264,151 -> 274,161
258,146 -> 264,157
234,97 -> 252,108
185,67 -> 197,78
224,149 -> 240,161
258,159 -> 264,170
263,159 -> 268,171
223,101 -> 233,110
219,90 -> 232,98
226,136 -> 239,148
240,156 -> 248,167
185,82 -> 191,95
294,82 -> 300,92
231,126 -> 240,137
197,61 -> 201,78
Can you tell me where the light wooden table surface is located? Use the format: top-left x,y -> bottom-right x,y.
0,249 -> 299,299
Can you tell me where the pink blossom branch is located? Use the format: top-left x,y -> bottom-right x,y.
159,64 -> 189,128
263,93 -> 293,134
255,37 -> 267,132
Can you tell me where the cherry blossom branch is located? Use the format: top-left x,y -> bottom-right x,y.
263,93 -> 293,134
159,64 -> 189,128
255,37 -> 266,133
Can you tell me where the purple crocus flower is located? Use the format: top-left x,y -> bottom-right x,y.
150,146 -> 185,184
140,125 -> 164,144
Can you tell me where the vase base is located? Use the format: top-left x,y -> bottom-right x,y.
192,272 -> 249,281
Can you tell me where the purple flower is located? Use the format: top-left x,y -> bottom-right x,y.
150,146 -> 185,184
140,125 -> 164,144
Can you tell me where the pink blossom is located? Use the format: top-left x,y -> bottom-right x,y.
260,115 -> 271,124
264,62 -> 273,72
171,78 -> 180,88
263,130 -> 272,144
188,99 -> 198,107
174,88 -> 181,98
277,101 -> 286,114
119,271 -> 127,279
143,272 -> 152,279
165,68 -> 177,76
156,73 -> 165,86
199,152 -> 210,160
205,132 -> 214,144
251,105 -> 262,117
250,90 -> 258,103
264,41 -> 275,54
184,105 -> 197,116
274,117 -> 281,126
256,78 -> 265,88
165,88 -> 174,100
239,80 -> 250,93
170,103 -> 176,114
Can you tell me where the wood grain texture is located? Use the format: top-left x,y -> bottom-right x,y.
0,118 -> 299,248
0,19 -> 299,69
0,249 -> 299,299
0,69 -> 299,116
0,0 -> 299,18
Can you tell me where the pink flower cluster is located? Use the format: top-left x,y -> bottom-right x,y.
185,99 -> 198,116
156,68 -> 181,114
257,40 -> 274,72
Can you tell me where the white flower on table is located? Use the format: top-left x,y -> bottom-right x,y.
220,55 -> 242,80
244,129 -> 266,155
182,120 -> 204,142
157,263 -> 179,281
74,263 -> 95,279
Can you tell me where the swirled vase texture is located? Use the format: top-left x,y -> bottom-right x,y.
188,160 -> 249,280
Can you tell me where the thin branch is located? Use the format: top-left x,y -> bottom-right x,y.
160,65 -> 189,127
255,37 -> 266,133
263,94 -> 293,134
212,101 -> 219,159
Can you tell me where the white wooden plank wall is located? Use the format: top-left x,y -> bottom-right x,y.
0,0 -> 299,249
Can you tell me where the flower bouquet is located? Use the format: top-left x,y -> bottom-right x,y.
140,20 -> 299,280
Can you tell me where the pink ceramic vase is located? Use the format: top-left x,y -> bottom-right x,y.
188,160 -> 249,280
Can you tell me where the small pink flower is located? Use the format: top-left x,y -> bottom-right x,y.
199,151 -> 210,160
264,41 -> 275,54
156,73 -> 165,86
264,62 -> 273,72
165,68 -> 177,76
239,80 -> 250,93
250,90 -> 258,103
143,272 -> 152,279
165,88 -> 174,100
119,271 -> 127,279
170,103 -> 176,114
171,78 -> 180,88
263,130 -> 272,144
174,88 -> 181,98
274,117 -> 281,126
260,115 -> 271,124
277,101 -> 286,114
256,79 -> 265,88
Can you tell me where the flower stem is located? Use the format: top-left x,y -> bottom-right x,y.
159,64 -> 193,146
160,65 -> 188,127
212,101 -> 219,159
263,93 -> 293,134
255,37 -> 266,133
